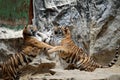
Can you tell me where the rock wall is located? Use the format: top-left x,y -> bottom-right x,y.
0,0 -> 119,64
33,0 -> 120,56
0,0 -> 120,80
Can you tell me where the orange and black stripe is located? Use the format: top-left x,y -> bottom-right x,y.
0,51 -> 35,80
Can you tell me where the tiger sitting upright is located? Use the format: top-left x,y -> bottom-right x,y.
48,26 -> 119,72
0,25 -> 54,80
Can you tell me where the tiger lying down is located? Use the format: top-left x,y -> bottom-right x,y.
0,25 -> 54,80
48,26 -> 120,72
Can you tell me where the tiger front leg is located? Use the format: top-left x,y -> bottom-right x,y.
29,38 -> 54,50
48,46 -> 69,54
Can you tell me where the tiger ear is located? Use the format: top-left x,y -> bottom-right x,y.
65,27 -> 69,31
64,27 -> 71,35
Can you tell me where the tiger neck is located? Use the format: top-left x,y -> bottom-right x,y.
24,35 -> 34,41
62,35 -> 74,44
23,36 -> 36,47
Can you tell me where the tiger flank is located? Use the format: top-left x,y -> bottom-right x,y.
0,25 -> 54,80
48,26 -> 119,72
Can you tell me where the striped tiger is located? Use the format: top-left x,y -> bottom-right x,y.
48,26 -> 119,72
0,25 -> 54,80
0,51 -> 35,80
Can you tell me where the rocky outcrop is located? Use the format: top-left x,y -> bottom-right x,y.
32,0 -> 120,67
1,0 -> 119,64
0,0 -> 120,80
33,0 -> 120,55
24,0 -> 120,79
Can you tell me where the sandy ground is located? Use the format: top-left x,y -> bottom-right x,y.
20,66 -> 120,80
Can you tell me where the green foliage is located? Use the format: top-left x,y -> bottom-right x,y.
1,24 -> 24,31
0,0 -> 29,20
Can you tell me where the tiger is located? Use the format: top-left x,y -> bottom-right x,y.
48,26 -> 119,72
0,25 -> 54,80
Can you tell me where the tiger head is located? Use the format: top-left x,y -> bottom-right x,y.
54,26 -> 71,38
23,25 -> 51,42
52,26 -> 71,45
23,25 -> 38,38
61,27 -> 71,37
